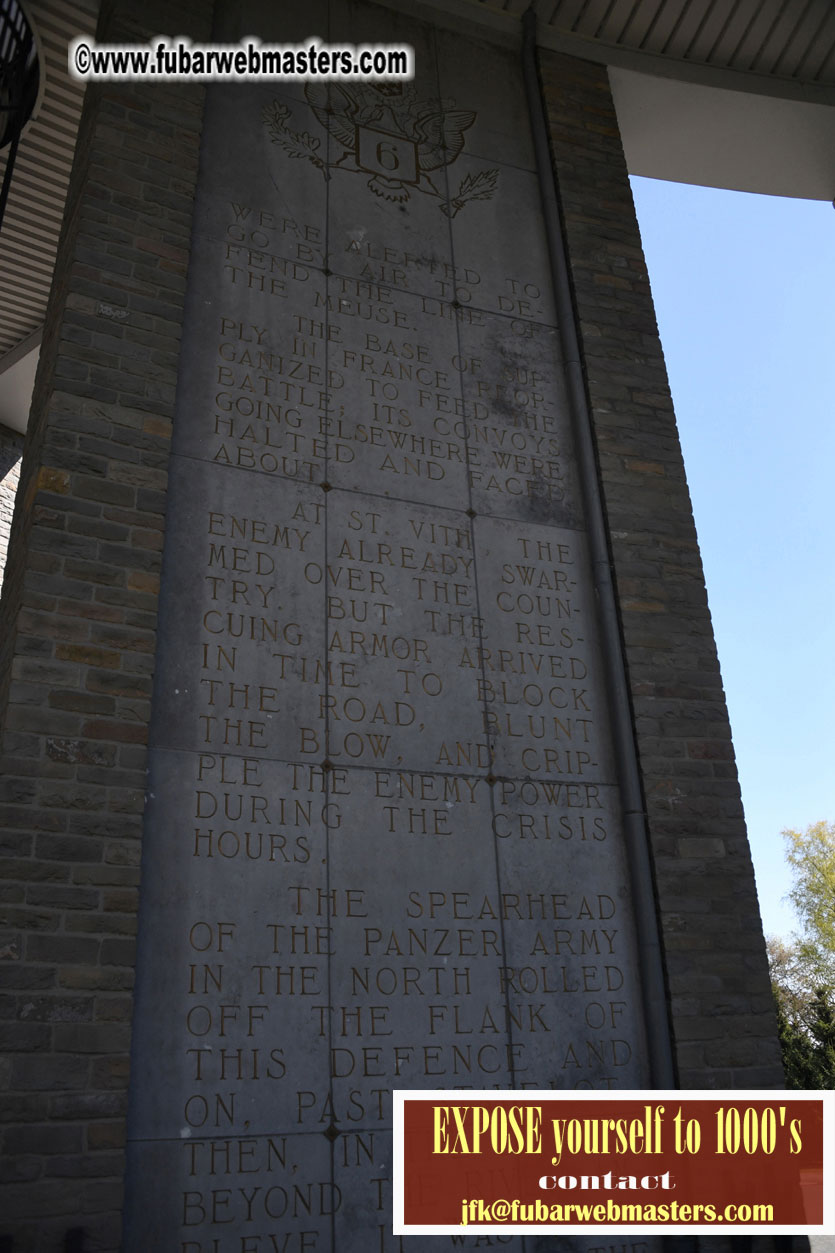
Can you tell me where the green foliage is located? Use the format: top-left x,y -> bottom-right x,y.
783,820 -> 835,984
767,821 -> 835,1088
773,985 -> 835,1089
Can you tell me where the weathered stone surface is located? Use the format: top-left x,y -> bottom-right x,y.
0,0 -> 781,1246
125,2 -> 653,1248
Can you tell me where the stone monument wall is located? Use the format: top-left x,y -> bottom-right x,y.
0,0 -> 782,1248
125,2 -> 657,1245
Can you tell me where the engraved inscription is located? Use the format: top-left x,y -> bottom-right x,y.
125,6 -> 649,1250
263,84 -> 499,218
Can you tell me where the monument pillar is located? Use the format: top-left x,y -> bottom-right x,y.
0,1 -> 782,1248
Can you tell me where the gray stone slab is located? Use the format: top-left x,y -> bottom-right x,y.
473,515 -> 617,784
293,9 -> 456,301
449,157 -> 557,327
223,0 -> 331,83
321,490 -> 484,773
325,116 -> 457,303
311,7 -> 519,302
193,89 -> 330,258
193,69 -> 370,258
457,312 -> 582,528
437,27 -> 537,172
314,284 -> 474,507
327,0 -> 436,56
130,748 -> 331,1139
492,780 -> 650,1090
171,228 -> 330,479
127,0 -> 655,1246
324,764 -> 512,1105
152,457 -> 327,760
123,1131 -> 334,1253
333,1132 -> 525,1252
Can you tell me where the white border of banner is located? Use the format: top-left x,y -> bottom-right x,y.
393,1089 -> 835,1236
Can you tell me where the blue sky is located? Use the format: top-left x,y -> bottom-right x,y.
630,177 -> 835,942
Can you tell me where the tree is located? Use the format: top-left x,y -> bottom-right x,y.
767,821 -> 835,1088
783,820 -> 835,985
772,986 -> 835,1089
767,934 -> 812,1020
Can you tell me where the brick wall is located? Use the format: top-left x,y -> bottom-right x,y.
0,1 -> 211,1247
539,50 -> 783,1089
0,422 -> 23,594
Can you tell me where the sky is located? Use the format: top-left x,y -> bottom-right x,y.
629,176 -> 835,943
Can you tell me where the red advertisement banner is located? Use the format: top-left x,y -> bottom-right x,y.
394,1091 -> 833,1234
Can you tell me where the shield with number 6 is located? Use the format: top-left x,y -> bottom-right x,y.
356,125 -> 419,184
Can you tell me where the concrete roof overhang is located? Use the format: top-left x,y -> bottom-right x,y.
2,0 -> 834,433
422,0 -> 835,200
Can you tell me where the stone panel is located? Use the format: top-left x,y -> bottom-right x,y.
124,1132 -> 334,1252
151,458 -> 327,758
473,514 -> 616,782
0,0 -> 783,1246
125,4 -> 657,1249
456,313 -> 579,527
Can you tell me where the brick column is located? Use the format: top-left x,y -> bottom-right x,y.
0,2 -> 211,1247
539,50 -> 782,1089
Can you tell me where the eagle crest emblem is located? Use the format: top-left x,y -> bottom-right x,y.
262,83 -> 499,217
